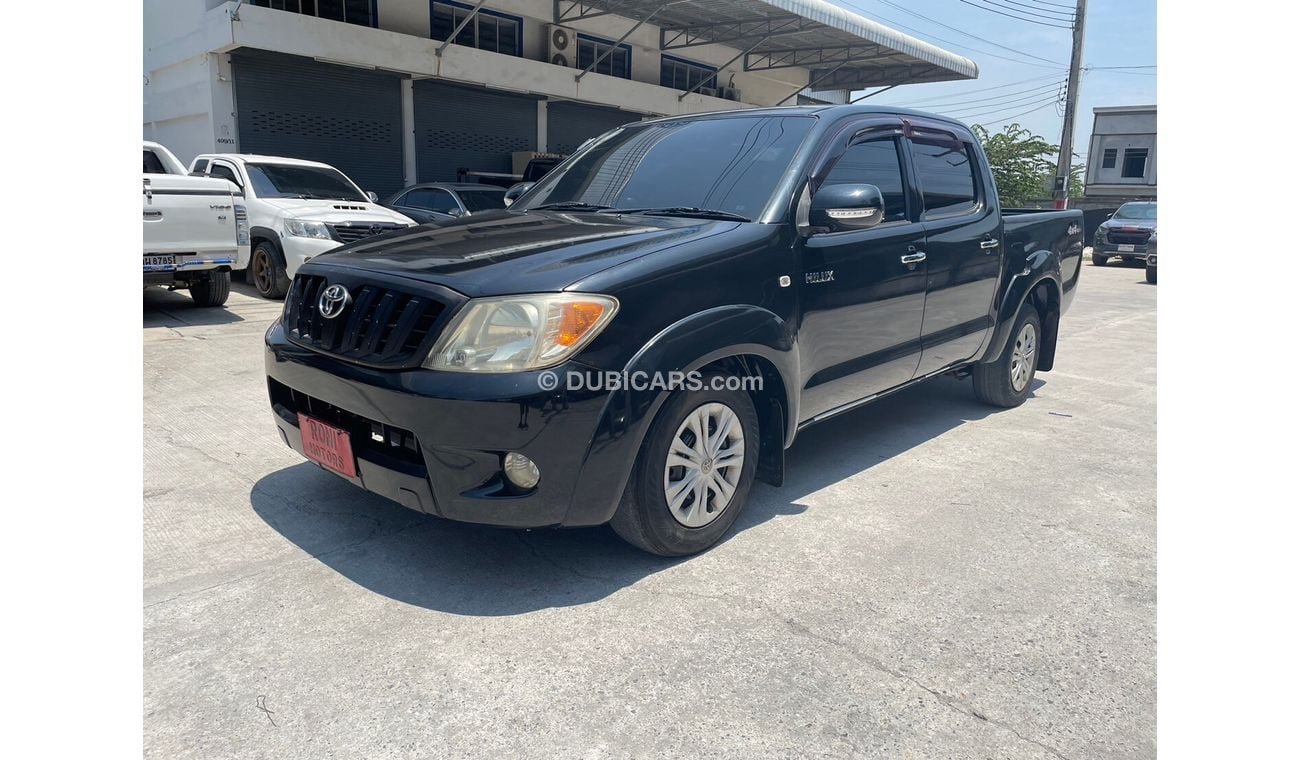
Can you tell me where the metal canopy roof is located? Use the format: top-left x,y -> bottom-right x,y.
555,0 -> 978,92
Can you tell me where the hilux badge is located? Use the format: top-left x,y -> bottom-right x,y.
805,270 -> 835,284
318,284 -> 352,319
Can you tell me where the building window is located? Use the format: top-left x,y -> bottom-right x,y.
1101,148 -> 1117,169
249,0 -> 376,28
661,55 -> 717,92
578,34 -> 631,79
431,1 -> 521,56
1122,148 -> 1149,179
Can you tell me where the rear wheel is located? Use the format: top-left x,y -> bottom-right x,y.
610,376 -> 760,556
973,305 -> 1041,408
189,270 -> 230,307
251,241 -> 290,300
1092,252 -> 1108,266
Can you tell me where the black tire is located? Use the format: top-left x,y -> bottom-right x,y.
189,270 -> 231,307
1146,264 -> 1156,284
973,304 -> 1042,408
610,375 -> 760,557
1091,252 -> 1108,266
251,241 -> 290,300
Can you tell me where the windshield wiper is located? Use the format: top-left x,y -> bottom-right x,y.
531,201 -> 615,212
604,206 -> 751,222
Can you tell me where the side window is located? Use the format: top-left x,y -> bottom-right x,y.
823,137 -> 908,223
210,163 -> 241,187
191,159 -> 209,175
910,138 -> 979,218
143,149 -> 167,174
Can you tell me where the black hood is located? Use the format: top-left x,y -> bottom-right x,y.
1099,217 -> 1157,232
302,210 -> 739,297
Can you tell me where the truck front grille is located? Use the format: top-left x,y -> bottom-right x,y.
329,221 -> 406,244
1109,230 -> 1152,246
283,274 -> 450,369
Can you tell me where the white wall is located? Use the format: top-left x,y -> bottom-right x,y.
1086,109 -> 1157,189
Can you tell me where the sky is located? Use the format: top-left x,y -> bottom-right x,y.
828,0 -> 1157,165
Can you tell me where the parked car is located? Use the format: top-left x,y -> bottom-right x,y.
188,154 -> 415,299
1145,232 -> 1157,283
264,105 -> 1083,556
1093,201 -> 1156,266
143,141 -> 249,307
381,183 -> 507,224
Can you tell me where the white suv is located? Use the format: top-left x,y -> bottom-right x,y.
189,154 -> 415,299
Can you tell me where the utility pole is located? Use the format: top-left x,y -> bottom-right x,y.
1053,0 -> 1088,209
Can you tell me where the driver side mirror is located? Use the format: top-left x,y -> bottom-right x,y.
810,183 -> 885,233
366,191 -> 380,203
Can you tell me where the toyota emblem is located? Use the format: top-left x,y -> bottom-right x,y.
318,284 -> 352,319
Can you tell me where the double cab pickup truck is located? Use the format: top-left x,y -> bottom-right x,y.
265,105 -> 1083,556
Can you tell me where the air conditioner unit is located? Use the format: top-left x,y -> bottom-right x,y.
547,24 -> 577,68
698,86 -> 718,98
719,86 -> 742,102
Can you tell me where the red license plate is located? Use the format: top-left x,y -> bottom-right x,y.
298,413 -> 357,478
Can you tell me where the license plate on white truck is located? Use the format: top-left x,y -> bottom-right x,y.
143,254 -> 177,271
1117,244 -> 1135,252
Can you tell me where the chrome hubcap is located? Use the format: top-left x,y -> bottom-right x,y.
1010,323 -> 1037,393
663,402 -> 745,528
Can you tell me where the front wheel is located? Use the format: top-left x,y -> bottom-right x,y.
189,270 -> 231,307
251,241 -> 290,300
1146,264 -> 1156,284
973,305 -> 1042,408
1092,252 -> 1109,266
610,376 -> 760,556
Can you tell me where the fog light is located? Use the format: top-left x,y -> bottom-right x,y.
503,452 -> 540,489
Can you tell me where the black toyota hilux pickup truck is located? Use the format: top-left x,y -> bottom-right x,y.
265,105 -> 1083,556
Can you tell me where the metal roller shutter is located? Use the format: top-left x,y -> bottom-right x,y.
414,80 -> 538,183
546,102 -> 639,155
231,51 -> 404,196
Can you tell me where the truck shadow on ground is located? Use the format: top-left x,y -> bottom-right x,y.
143,285 -> 247,327
250,375 -> 1037,616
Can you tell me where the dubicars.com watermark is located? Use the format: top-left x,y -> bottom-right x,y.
538,370 -> 762,393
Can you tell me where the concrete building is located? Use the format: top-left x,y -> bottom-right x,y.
143,0 -> 975,195
1084,104 -> 1156,201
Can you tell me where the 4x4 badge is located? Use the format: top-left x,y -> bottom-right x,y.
318,284 -> 352,319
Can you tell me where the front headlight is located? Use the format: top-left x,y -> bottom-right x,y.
285,219 -> 332,239
1095,226 -> 1107,242
424,293 -> 618,372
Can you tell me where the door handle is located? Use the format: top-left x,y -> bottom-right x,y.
980,238 -> 1000,250
900,252 -> 927,265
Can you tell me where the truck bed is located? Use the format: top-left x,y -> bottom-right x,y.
1002,208 -> 1085,309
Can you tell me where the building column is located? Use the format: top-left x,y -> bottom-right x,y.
537,99 -> 548,153
402,79 -> 417,186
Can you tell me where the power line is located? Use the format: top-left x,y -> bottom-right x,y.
838,2 -> 1066,70
861,0 -> 1068,67
986,0 -> 1075,16
902,80 -> 1065,109
1027,0 -> 1077,9
958,0 -> 1073,29
954,92 -> 1061,120
883,72 -> 1067,104
957,97 -> 1060,124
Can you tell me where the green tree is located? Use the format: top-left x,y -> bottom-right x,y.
971,123 -> 1083,206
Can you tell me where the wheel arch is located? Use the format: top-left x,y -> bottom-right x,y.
982,249 -> 1063,371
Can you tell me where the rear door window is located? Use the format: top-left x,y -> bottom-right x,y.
143,149 -> 167,174
909,139 -> 979,219
209,162 -> 242,187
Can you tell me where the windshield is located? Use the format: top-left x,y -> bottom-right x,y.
516,115 -> 815,220
1114,203 -> 1157,220
458,190 -> 507,213
245,163 -> 367,202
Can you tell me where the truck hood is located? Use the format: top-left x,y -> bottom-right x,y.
303,210 -> 740,297
1099,218 -> 1156,232
262,198 -> 414,225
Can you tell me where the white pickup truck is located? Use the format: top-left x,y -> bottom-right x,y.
188,154 -> 415,299
143,141 -> 249,307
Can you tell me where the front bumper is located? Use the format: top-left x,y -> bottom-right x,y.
1146,253 -> 1157,266
281,236 -> 345,278
1095,242 -> 1149,256
265,323 -> 626,528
